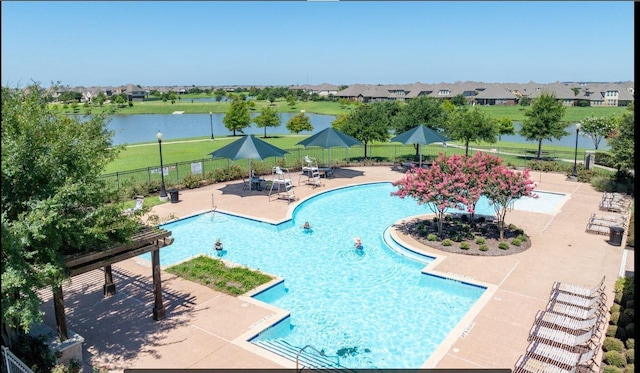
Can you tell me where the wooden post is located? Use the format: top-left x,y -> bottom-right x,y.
151,248 -> 166,320
103,265 -> 116,297
53,286 -> 68,341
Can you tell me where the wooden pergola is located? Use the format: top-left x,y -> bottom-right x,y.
54,226 -> 174,341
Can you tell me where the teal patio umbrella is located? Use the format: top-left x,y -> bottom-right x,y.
390,124 -> 450,167
209,135 -> 288,191
296,127 -> 362,168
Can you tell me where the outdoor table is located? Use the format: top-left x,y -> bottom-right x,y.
318,167 -> 334,178
251,177 -> 265,191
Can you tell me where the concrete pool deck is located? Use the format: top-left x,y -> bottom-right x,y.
37,166 -> 634,372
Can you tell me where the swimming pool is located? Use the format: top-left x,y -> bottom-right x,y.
145,183 -> 562,368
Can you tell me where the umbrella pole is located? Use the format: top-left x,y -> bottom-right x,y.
419,144 -> 422,167
248,160 -> 252,191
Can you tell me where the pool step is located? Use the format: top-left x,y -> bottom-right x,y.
253,339 -> 345,370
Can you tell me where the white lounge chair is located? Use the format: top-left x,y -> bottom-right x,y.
534,310 -> 605,334
549,291 -> 606,310
123,195 -> 144,215
525,341 -> 600,372
551,276 -> 606,299
546,299 -> 605,320
528,322 -> 600,352
513,354 -> 577,373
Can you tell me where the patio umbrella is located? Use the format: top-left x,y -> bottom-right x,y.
390,124 -> 450,167
296,127 -> 362,168
209,135 -> 288,191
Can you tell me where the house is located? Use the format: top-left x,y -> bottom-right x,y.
473,84 -> 519,105
126,84 -> 147,101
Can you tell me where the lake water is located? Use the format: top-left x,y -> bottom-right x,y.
102,113 -> 607,150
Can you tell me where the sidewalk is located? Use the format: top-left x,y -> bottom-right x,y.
37,167 -> 632,371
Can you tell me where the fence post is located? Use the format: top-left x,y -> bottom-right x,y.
147,167 -> 151,186
175,163 -> 179,185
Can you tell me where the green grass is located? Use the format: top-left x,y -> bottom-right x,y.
57,97 -> 627,120
166,255 -> 272,296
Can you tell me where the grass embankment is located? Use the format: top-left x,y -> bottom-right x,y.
59,95 -> 627,119
166,255 -> 272,296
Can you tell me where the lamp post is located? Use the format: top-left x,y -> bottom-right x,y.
157,131 -> 168,201
209,112 -> 214,140
571,122 -> 581,179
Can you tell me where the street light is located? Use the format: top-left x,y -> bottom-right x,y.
156,131 -> 168,201
209,112 -> 214,140
571,122 -> 581,178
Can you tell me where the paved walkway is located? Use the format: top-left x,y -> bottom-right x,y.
38,166 -> 633,372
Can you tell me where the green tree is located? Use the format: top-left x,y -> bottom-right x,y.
254,106 -> 280,138
287,96 -> 296,107
223,96 -> 251,136
94,91 -> 107,107
214,88 -> 226,102
393,96 -> 447,159
520,92 -> 567,159
446,107 -> 498,156
114,94 -> 126,108
493,116 -> 515,141
1,84 -> 140,349
168,92 -> 177,104
571,87 -> 580,96
336,102 -> 396,158
580,115 -> 616,150
608,103 -> 634,173
286,110 -> 313,133
451,94 -> 467,106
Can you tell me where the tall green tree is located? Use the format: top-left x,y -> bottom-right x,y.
520,92 -> 567,159
493,116 -> 515,141
608,103 -> 634,174
1,84 -> 140,349
223,96 -> 251,136
451,94 -> 467,106
579,115 -> 616,150
446,107 -> 498,156
392,97 -> 447,158
336,102 -> 397,159
254,106 -> 280,138
286,111 -> 313,133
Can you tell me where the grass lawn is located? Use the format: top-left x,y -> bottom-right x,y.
165,255 -> 272,296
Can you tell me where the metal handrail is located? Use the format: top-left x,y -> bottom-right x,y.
295,344 -> 340,372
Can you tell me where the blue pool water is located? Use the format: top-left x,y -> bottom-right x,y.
145,183 -> 563,368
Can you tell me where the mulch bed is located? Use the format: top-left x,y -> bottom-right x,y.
399,216 -> 532,256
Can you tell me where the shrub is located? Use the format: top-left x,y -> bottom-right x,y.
610,311 -> 620,325
511,238 -> 522,246
475,237 -> 486,244
433,217 -> 439,223
460,214 -> 469,223
514,228 -> 524,236
516,234 -> 528,242
604,350 -> 627,367
12,334 -> 58,373
626,300 -> 635,309
625,323 -> 634,338
477,216 -> 486,224
603,366 -> 624,373
479,244 -> 489,251
611,304 -> 622,313
498,242 -> 509,250
442,239 -> 453,246
623,308 -> 634,319
607,325 -> 619,337
627,339 -> 635,349
460,242 -> 470,250
603,337 -> 625,352
508,223 -> 517,230
427,233 -> 438,241
615,291 -> 624,304
619,312 -> 633,328
452,234 -> 463,242
182,173 -> 203,189
627,348 -> 635,364
625,364 -> 635,373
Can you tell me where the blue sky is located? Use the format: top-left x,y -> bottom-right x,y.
1,1 -> 634,87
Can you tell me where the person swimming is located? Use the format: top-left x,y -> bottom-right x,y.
302,221 -> 311,230
354,237 -> 363,250
214,238 -> 223,255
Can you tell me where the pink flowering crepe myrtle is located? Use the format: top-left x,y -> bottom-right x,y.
392,152 -> 537,239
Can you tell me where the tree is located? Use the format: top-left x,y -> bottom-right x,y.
571,87 -> 580,96
336,102 -> 398,158
287,96 -> 296,108
579,115 -> 616,150
214,88 -> 226,102
223,96 -> 251,136
1,84 -> 140,349
393,96 -> 447,159
493,116 -> 515,141
446,107 -> 498,156
391,153 -> 468,236
483,167 -> 537,240
114,94 -> 126,108
520,92 -> 567,159
451,94 -> 467,106
286,111 -> 313,134
254,106 -> 280,138
461,152 -> 503,224
608,103 -> 634,174
168,92 -> 177,104
94,91 -> 107,107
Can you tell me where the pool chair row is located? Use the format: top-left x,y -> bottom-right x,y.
513,277 -> 607,373
599,192 -> 632,213
585,213 -> 628,235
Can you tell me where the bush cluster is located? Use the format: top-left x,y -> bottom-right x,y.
603,276 -> 635,371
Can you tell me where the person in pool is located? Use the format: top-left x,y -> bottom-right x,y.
302,221 -> 311,230
354,237 -> 363,250
214,238 -> 223,255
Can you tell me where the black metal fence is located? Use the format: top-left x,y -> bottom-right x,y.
100,143 -> 592,196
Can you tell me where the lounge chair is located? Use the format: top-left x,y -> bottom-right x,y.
551,276 -> 606,299
549,291 -> 606,310
525,341 -> 600,372
534,310 -> 605,335
123,195 -> 144,214
546,299 -> 605,320
513,354 -> 577,373
528,322 -> 600,353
